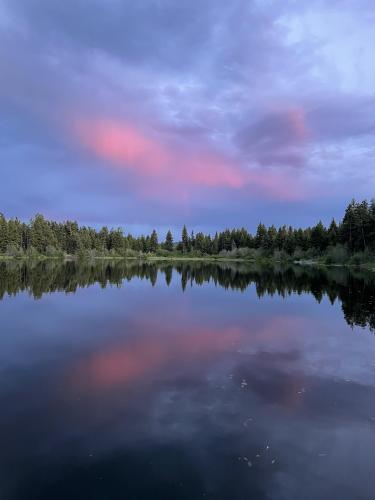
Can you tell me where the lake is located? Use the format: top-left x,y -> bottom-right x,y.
1,260 -> 375,500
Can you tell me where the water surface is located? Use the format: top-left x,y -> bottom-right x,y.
1,261 -> 375,500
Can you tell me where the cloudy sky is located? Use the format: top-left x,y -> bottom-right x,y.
1,0 -> 374,235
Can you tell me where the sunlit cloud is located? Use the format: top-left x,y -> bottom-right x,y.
2,0 -> 373,226
73,116 -> 308,201
74,117 -> 246,188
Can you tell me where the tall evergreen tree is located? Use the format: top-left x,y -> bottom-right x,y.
328,219 -> 339,246
30,214 -> 57,253
311,221 -> 328,251
0,214 -> 8,253
98,227 -> 109,252
211,232 -> 219,254
255,223 -> 267,249
109,228 -> 124,252
195,232 -> 205,253
164,230 -> 174,252
341,199 -> 356,251
149,230 -> 159,253
181,225 -> 189,253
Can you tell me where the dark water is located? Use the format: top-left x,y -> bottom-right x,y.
1,260 -> 375,500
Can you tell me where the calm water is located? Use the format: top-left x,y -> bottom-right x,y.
1,260 -> 375,500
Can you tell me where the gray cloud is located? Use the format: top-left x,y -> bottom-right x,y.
307,95 -> 375,142
1,0 -> 375,227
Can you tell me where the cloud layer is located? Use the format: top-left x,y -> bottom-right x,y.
1,0 -> 375,231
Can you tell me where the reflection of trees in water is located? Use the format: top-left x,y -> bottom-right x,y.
1,260 -> 375,332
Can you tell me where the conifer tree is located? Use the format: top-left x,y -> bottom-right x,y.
341,199 -> 356,251
181,225 -> 189,253
165,230 -> 173,252
255,223 -> 267,248
149,230 -> 158,253
98,226 -> 109,252
328,219 -> 339,246
30,214 -> 57,253
211,232 -> 219,254
0,213 -> 9,253
195,232 -> 205,253
311,221 -> 328,251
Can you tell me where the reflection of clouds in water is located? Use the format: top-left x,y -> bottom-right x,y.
3,343 -> 375,500
1,264 -> 375,499
67,313 -> 324,395
70,326 -> 243,390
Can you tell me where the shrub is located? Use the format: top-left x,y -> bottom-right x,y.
349,250 -> 372,266
292,246 -> 306,260
155,248 -> 170,257
324,245 -> 349,264
5,244 -> 23,258
25,246 -> 40,259
219,249 -> 229,257
45,245 -> 64,258
77,247 -> 89,260
88,249 -> 97,259
273,249 -> 289,261
235,247 -> 254,258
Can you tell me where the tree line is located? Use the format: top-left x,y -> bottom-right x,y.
0,199 -> 375,262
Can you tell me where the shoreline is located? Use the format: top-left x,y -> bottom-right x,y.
1,254 -> 375,271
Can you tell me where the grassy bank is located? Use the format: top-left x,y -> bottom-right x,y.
1,252 -> 375,271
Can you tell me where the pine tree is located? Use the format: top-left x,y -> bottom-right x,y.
276,226 -> 287,251
195,232 -> 205,253
368,199 -> 375,248
328,219 -> 339,246
341,200 -> 356,251
223,229 -> 232,251
356,200 -> 370,251
311,221 -> 328,251
284,226 -> 296,254
98,226 -> 109,252
7,218 -> 23,250
181,225 -> 189,253
255,223 -> 267,248
149,230 -> 159,253
265,225 -> 277,252
165,230 -> 174,252
144,235 -> 151,252
30,214 -> 57,253
190,230 -> 195,250
109,228 -> 124,252
0,213 -> 9,253
211,232 -> 219,254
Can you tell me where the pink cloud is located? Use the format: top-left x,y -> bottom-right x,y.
71,116 -> 310,201
75,118 -> 245,189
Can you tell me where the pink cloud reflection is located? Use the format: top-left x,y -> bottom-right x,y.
71,326 -> 243,390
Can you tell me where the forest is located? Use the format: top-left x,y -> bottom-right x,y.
1,199 -> 375,264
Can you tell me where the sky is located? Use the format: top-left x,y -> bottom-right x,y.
1,0 -> 375,235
